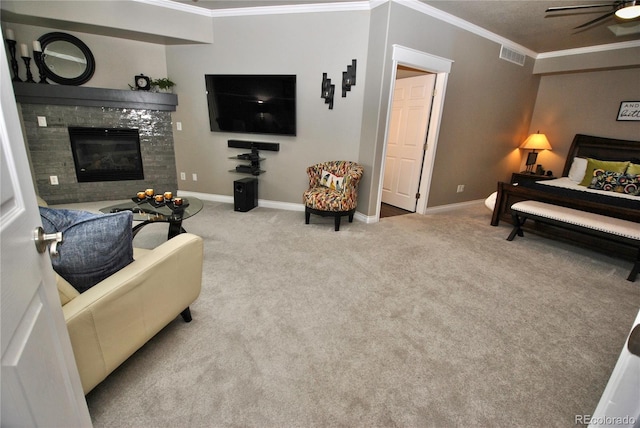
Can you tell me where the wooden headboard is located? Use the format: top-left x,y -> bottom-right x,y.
561,134 -> 640,177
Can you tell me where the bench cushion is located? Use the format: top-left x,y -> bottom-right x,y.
511,201 -> 640,241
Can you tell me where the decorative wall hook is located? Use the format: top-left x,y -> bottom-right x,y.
342,59 -> 357,97
321,72 -> 335,109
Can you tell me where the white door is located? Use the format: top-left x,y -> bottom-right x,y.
0,41 -> 92,426
382,74 -> 436,211
588,310 -> 640,428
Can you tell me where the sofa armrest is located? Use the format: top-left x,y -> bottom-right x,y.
63,233 -> 203,394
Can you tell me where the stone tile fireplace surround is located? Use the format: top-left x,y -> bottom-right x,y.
14,83 -> 179,205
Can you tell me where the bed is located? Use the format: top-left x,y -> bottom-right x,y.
490,133 -> 640,258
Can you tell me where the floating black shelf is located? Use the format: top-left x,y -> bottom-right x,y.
228,140 -> 279,176
228,140 -> 279,152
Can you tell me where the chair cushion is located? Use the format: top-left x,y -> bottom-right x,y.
303,187 -> 357,212
39,207 -> 134,293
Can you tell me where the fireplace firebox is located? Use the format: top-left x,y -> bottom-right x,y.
68,127 -> 144,182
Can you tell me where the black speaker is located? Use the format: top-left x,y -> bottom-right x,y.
234,177 -> 258,212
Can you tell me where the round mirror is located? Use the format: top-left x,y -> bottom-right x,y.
38,32 -> 95,85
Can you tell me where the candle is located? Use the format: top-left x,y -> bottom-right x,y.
20,43 -> 28,58
137,191 -> 146,199
154,194 -> 164,202
33,41 -> 41,52
5,29 -> 15,40
173,197 -> 183,206
163,191 -> 173,200
145,188 -> 154,197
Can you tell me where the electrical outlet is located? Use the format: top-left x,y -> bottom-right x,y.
176,122 -> 182,131
50,175 -> 59,185
37,116 -> 47,127
180,172 -> 186,180
456,184 -> 465,193
192,173 -> 198,181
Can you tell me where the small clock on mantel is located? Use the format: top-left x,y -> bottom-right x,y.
135,74 -> 151,91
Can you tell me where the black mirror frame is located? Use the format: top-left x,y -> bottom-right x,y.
38,32 -> 95,86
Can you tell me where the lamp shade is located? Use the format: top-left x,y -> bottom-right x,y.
520,133 -> 552,151
615,2 -> 640,19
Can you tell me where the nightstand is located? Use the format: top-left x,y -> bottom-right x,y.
510,172 -> 556,185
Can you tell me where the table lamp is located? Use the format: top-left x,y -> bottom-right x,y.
520,131 -> 552,173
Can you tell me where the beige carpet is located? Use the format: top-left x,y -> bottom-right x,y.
66,200 -> 638,427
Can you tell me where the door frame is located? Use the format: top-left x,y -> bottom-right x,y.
376,45 -> 453,218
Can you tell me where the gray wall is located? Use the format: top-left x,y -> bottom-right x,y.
4,22 -> 168,90
378,3 -> 540,209
165,11 -> 370,205
528,68 -> 640,176
357,2 -> 391,216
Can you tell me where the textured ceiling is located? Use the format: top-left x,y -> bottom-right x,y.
421,0 -> 640,53
170,0 -> 640,53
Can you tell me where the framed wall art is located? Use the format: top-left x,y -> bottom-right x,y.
617,101 -> 640,121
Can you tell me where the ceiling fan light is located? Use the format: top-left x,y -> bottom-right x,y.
615,3 -> 640,19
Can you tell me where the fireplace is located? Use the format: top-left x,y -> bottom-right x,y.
68,127 -> 144,182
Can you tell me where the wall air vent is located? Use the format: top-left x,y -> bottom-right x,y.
499,45 -> 526,66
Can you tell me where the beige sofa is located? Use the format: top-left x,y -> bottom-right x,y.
56,233 -> 203,394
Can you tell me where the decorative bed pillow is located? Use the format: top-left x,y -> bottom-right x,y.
39,207 -> 134,293
627,163 -> 640,175
588,169 -> 640,195
567,157 -> 588,183
579,158 -> 630,187
320,170 -> 344,191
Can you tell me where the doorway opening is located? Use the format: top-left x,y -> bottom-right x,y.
380,202 -> 412,218
380,66 -> 435,218
375,45 -> 453,221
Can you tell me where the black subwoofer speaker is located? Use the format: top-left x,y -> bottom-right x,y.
234,177 -> 258,212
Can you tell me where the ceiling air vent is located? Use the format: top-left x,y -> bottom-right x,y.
499,45 -> 526,66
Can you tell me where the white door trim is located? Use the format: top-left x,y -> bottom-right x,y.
377,45 -> 453,218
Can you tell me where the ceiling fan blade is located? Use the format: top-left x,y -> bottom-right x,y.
546,4 -> 614,12
574,10 -> 616,28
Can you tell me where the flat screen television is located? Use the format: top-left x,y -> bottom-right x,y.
205,74 -> 296,136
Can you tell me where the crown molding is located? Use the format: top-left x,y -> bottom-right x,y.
210,1 -> 371,17
132,0 -> 213,16
133,0 -> 372,17
394,0 -> 538,59
536,39 -> 640,59
135,0 -> 638,59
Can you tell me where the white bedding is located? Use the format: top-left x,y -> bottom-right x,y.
532,177 -> 640,202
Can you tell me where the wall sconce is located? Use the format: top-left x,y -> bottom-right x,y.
520,131 -> 552,173
321,72 -> 334,109
342,59 -> 357,97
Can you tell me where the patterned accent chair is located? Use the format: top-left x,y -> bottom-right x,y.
303,161 -> 364,231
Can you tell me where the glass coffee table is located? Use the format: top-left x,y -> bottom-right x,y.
100,196 -> 203,240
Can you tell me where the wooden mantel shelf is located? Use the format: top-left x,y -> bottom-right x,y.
12,82 -> 178,111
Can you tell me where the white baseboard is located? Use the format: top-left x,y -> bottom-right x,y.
355,212 -> 377,224
423,199 -> 485,214
178,191 -> 483,222
178,190 -> 377,223
178,191 -> 234,204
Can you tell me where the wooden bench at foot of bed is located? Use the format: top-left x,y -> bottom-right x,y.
507,201 -> 640,282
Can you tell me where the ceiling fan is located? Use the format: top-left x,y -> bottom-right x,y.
546,0 -> 640,29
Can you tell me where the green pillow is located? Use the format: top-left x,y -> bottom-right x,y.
626,163 -> 640,175
579,158 -> 630,187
